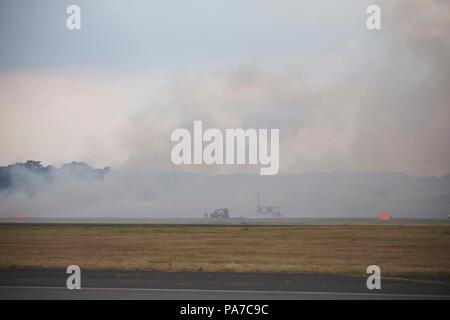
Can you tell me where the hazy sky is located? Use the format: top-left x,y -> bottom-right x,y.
1,0 -> 449,176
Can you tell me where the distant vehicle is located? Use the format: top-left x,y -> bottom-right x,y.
206,208 -> 230,219
256,192 -> 282,218
257,206 -> 282,218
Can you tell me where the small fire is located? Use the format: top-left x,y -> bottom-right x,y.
379,213 -> 391,221
13,213 -> 30,219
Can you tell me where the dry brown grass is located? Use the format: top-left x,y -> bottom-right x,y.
0,224 -> 449,276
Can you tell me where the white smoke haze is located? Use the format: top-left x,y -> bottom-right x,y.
0,0 -> 449,218
2,164 -> 450,218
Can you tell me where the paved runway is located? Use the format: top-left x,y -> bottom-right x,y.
2,286 -> 450,300
1,269 -> 449,300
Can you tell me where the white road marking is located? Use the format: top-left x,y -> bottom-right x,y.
0,285 -> 449,299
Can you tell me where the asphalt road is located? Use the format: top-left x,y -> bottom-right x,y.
3,286 -> 450,300
1,269 -> 449,300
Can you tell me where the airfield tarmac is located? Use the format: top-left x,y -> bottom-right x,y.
1,219 -> 449,300
0,269 -> 449,300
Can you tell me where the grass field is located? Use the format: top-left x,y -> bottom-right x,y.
1,224 -> 449,276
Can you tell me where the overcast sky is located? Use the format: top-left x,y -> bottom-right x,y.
0,0 -> 449,176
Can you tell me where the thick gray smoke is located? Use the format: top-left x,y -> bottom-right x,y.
0,0 -> 449,219
1,162 -> 450,218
